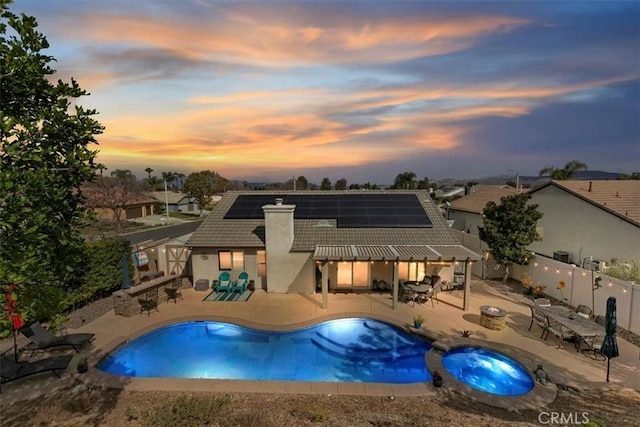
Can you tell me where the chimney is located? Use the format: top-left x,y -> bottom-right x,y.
588,181 -> 592,192
262,198 -> 296,293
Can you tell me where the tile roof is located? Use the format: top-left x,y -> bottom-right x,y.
530,180 -> 640,226
150,191 -> 191,204
448,185 -> 521,214
186,190 -> 464,249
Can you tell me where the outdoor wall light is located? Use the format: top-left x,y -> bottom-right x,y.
200,254 -> 209,260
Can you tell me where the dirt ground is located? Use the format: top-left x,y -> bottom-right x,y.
1,384 -> 638,427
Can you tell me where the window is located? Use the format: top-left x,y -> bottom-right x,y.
337,262 -> 369,287
218,251 -> 244,270
398,262 -> 426,281
257,250 -> 266,277
337,262 -> 353,287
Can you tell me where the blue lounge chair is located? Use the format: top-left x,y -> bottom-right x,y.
215,271 -> 231,293
1,354 -> 73,392
21,323 -> 95,353
231,272 -> 249,294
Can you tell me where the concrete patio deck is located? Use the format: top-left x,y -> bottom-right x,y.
2,279 -> 638,406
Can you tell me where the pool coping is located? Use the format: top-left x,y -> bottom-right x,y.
82,313 -> 443,397
426,337 -> 557,410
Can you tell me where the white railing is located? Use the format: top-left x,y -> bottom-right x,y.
512,255 -> 639,335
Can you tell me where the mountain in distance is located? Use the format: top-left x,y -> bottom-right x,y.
437,170 -> 629,188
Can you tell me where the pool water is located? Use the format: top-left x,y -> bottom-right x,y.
98,318 -> 431,383
441,347 -> 534,396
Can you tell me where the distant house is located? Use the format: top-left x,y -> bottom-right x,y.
446,185 -> 521,234
90,196 -> 157,221
151,191 -> 200,213
186,190 -> 481,310
527,180 -> 640,267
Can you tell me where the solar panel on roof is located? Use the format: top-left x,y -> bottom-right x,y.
224,193 -> 433,228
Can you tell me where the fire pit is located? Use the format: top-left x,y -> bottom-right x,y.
480,305 -> 507,331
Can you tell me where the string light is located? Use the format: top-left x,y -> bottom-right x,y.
556,269 -> 560,274
534,262 -> 538,266
544,266 -> 548,270
623,288 -> 627,293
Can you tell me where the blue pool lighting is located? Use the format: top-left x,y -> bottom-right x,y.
98,318 -> 431,383
442,347 -> 534,396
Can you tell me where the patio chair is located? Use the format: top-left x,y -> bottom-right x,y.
214,271 -> 231,293
544,316 -> 574,348
1,354 -> 73,392
165,277 -> 184,303
576,304 -> 593,319
424,281 -> 443,308
138,287 -> 159,316
21,323 -> 95,354
534,298 -> 551,307
399,286 -> 416,307
526,301 -> 548,337
580,316 -> 606,361
231,271 -> 249,294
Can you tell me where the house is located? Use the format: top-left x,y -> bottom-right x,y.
90,197 -> 157,221
526,180 -> 640,267
446,185 -> 521,234
186,190 -> 481,310
150,191 -> 200,213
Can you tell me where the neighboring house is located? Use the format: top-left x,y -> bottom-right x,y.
186,190 -> 481,310
446,185 -> 521,234
151,191 -> 200,213
527,180 -> 640,267
91,196 -> 157,221
435,186 -> 465,199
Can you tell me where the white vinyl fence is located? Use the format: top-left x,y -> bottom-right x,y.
512,255 -> 640,335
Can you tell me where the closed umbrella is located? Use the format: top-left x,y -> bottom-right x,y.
122,254 -> 132,289
600,296 -> 619,382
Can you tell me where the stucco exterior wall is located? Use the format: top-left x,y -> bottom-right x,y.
528,185 -> 640,265
448,210 -> 484,234
190,247 -> 259,288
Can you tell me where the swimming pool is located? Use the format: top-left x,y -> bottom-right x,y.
441,347 -> 534,396
98,318 -> 432,383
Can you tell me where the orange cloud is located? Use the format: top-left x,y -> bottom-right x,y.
56,12 -> 530,67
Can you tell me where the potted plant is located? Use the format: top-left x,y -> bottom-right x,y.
413,315 -> 424,329
76,358 -> 88,374
432,370 -> 443,387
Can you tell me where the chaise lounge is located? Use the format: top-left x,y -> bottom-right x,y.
1,354 -> 73,392
21,323 -> 95,354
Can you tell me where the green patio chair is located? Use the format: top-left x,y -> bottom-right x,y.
215,271 -> 231,293
231,272 -> 249,293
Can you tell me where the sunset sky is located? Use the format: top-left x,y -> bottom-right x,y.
16,0 -> 640,184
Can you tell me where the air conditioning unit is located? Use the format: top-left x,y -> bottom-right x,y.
553,251 -> 571,264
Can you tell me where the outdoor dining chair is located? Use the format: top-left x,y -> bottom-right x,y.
165,277 -> 184,303
139,287 -> 159,316
535,298 -> 551,307
580,315 -> 606,361
526,301 -> 548,337
576,304 -> 593,319
544,316 -> 574,348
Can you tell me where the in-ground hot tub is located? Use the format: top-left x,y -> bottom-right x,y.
442,346 -> 534,396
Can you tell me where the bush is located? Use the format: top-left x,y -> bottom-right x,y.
605,259 -> 640,283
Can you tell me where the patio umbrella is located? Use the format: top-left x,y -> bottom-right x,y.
600,296 -> 619,382
4,284 -> 25,362
121,254 -> 132,289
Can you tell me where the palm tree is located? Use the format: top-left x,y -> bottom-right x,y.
145,167 -> 154,179
539,160 -> 588,180
96,163 -> 107,176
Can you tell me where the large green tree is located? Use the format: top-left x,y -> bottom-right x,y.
183,170 -> 227,215
335,178 -> 347,191
393,171 -> 417,189
478,193 -> 543,281
320,177 -> 332,190
539,160 -> 587,180
0,1 -> 103,325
